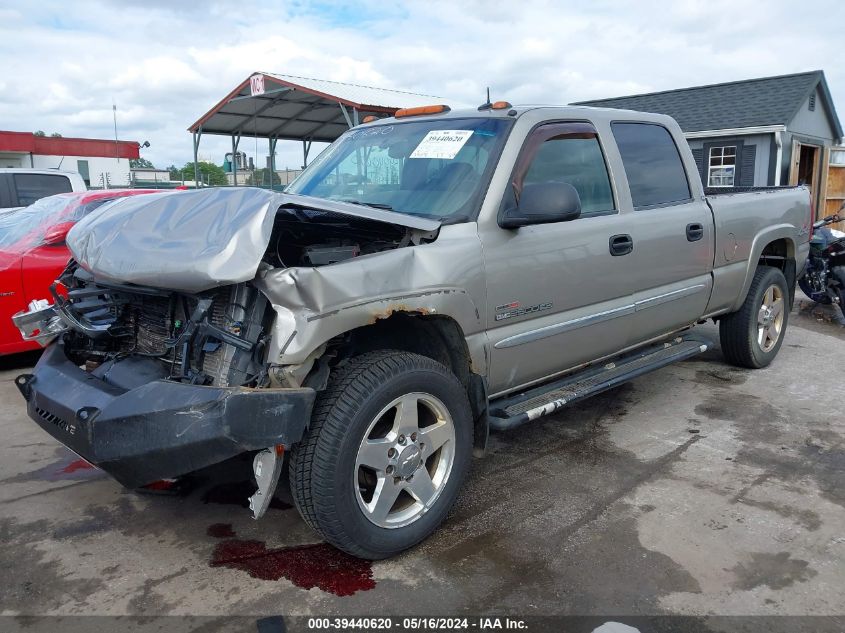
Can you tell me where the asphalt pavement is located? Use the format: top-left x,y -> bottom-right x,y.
1,299 -> 843,622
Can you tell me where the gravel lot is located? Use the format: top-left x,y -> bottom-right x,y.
1,298 -> 843,622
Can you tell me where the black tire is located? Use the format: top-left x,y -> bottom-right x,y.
288,350 -> 472,559
720,266 -> 790,369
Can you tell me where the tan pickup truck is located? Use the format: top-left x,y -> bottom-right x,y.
14,103 -> 812,558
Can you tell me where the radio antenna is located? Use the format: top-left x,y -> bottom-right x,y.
478,86 -> 493,111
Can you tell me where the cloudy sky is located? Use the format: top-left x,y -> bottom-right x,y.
1,0 -> 842,171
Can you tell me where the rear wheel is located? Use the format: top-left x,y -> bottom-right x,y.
720,266 -> 789,368
289,350 -> 472,559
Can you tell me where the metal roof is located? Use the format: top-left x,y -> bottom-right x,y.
188,72 -> 442,143
573,70 -> 843,141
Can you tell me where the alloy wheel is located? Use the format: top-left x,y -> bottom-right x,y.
354,392 -> 456,529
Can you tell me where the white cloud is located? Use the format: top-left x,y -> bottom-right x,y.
1,0 -> 843,171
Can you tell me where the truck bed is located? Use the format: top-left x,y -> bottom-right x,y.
704,185 -> 812,316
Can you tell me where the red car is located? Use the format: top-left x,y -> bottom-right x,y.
0,189 -> 160,355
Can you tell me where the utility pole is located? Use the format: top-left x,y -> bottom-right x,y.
113,101 -> 120,187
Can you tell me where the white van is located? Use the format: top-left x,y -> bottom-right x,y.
0,169 -> 87,211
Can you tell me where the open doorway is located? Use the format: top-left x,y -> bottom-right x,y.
0,154 -> 23,168
790,141 -> 821,210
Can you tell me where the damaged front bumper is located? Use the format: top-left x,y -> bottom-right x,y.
16,343 -> 315,488
12,299 -> 71,347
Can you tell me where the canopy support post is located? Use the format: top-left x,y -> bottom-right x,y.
302,138 -> 312,169
192,127 -> 202,188
231,133 -> 241,186
338,103 -> 354,128
269,136 -> 278,189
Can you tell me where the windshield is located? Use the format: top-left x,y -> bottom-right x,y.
0,194 -> 114,249
287,117 -> 512,221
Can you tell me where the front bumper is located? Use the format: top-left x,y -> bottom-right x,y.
17,343 -> 315,488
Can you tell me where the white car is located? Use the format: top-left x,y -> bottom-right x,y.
0,168 -> 87,211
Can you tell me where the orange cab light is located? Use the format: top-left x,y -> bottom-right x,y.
361,115 -> 378,123
491,101 -> 512,110
394,104 -> 451,118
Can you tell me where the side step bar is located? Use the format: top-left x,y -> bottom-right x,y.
488,334 -> 712,431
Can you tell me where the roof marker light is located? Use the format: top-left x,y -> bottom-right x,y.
361,115 -> 379,123
394,105 -> 451,118
491,101 -> 512,110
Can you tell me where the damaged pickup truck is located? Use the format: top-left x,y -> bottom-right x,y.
13,104 -> 812,559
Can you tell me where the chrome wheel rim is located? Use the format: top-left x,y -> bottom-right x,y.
757,284 -> 785,352
354,392 -> 456,529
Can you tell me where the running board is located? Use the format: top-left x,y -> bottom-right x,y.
488,334 -> 712,431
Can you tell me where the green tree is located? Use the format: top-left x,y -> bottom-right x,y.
180,161 -> 228,186
247,167 -> 281,187
166,164 -> 180,180
130,157 -> 155,168
50,132 -> 62,138
34,130 -> 46,137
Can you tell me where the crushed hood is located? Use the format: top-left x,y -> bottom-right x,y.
67,187 -> 440,294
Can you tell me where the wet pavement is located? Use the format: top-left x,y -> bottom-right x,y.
1,300 -> 843,618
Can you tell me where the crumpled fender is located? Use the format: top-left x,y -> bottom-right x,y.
254,222 -> 488,375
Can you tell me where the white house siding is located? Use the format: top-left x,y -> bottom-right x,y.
29,154 -> 131,188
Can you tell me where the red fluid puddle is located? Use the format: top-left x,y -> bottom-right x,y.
207,523 -> 236,538
143,479 -> 178,491
211,539 -> 375,596
135,476 -> 198,497
62,459 -> 94,474
201,480 -> 292,510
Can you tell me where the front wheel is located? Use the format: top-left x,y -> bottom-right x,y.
720,266 -> 789,368
289,350 -> 472,559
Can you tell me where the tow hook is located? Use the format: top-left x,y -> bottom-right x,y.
248,445 -> 285,519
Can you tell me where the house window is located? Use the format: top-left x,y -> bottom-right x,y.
708,146 -> 736,187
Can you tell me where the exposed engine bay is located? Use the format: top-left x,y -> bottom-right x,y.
54,265 -> 271,389
263,205 -> 418,268
38,204 -> 430,391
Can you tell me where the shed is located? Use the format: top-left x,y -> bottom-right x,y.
574,71 -> 842,216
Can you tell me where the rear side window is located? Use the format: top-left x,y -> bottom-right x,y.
0,176 -> 13,208
71,198 -> 113,221
13,173 -> 73,206
611,122 -> 691,209
523,136 -> 614,215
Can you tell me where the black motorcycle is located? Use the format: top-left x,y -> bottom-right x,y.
798,206 -> 845,319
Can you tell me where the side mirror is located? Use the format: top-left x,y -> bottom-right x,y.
499,182 -> 582,229
41,221 -> 75,246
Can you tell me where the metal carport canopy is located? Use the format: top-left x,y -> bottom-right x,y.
187,72 -> 441,186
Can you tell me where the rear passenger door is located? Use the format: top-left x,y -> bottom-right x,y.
610,122 -> 714,346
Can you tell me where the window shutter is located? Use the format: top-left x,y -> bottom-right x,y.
691,148 -> 705,186
739,145 -> 756,187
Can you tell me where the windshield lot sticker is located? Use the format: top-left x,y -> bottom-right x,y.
410,130 -> 473,159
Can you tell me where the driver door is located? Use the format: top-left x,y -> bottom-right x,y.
479,122 -> 638,395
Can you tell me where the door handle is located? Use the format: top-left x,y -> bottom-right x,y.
686,223 -> 704,242
609,234 -> 633,256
